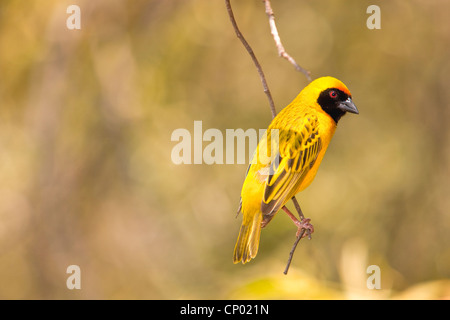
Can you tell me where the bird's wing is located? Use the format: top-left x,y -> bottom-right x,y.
260,114 -> 322,220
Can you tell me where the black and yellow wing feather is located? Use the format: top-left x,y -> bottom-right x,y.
260,114 -> 322,226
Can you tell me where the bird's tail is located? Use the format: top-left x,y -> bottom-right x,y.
233,212 -> 262,264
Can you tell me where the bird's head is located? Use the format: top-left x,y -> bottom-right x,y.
304,76 -> 359,124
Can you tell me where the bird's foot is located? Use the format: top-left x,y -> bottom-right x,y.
281,206 -> 314,239
293,218 -> 314,239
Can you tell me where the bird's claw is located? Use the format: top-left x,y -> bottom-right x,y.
294,218 -> 314,239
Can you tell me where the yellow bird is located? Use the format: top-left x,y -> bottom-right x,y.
233,76 -> 359,264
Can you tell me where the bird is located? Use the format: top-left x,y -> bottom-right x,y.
233,76 -> 359,264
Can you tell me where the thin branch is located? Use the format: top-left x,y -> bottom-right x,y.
283,228 -> 306,275
291,196 -> 305,220
263,0 -> 311,82
225,0 -> 277,118
282,198 -> 313,275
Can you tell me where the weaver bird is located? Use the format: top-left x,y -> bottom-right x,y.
233,76 -> 359,264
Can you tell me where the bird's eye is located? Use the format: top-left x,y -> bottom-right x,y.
329,90 -> 338,99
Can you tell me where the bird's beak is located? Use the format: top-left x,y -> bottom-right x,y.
338,98 -> 359,114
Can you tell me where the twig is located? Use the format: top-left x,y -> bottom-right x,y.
283,228 -> 305,275
282,197 -> 312,275
263,0 -> 311,82
291,196 -> 305,220
225,0 -> 277,118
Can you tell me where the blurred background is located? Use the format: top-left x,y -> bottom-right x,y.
0,0 -> 449,299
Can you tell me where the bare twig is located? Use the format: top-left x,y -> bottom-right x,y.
263,0 -> 311,82
291,196 -> 305,220
283,228 -> 306,275
225,0 -> 277,118
282,198 -> 313,275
